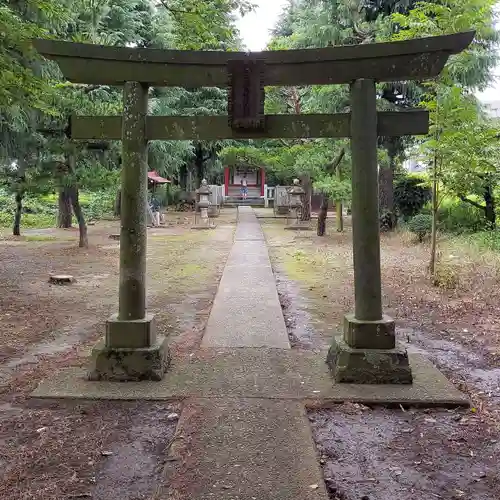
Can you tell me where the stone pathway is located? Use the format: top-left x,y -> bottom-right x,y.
170,207 -> 326,499
202,206 -> 289,349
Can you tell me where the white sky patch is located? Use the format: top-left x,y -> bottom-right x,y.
235,0 -> 499,102
235,0 -> 289,51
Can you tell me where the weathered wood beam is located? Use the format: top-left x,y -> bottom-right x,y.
70,111 -> 429,141
33,32 -> 474,87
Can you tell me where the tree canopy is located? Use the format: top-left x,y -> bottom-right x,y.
1,0 -> 499,237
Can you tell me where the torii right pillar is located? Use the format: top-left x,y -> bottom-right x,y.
327,78 -> 412,384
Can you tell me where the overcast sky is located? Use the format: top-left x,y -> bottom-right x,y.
235,0 -> 288,51
236,0 -> 499,103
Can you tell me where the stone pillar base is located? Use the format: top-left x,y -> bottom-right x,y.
88,336 -> 170,381
106,313 -> 156,348
327,337 -> 413,384
344,313 -> 396,349
88,313 -> 170,381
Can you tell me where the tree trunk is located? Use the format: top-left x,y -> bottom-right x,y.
70,186 -> 88,248
484,181 -> 496,229
114,188 -> 121,217
336,160 -> 344,232
378,165 -> 394,210
13,190 -> 24,236
299,174 -> 312,221
429,159 -> 439,277
66,152 -> 88,248
379,143 -> 397,231
336,200 -> 344,232
179,164 -> 187,190
194,145 -> 205,187
317,195 -> 328,236
58,187 -> 73,228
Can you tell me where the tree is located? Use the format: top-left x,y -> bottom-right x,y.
314,147 -> 351,236
394,174 -> 431,219
151,0 -> 254,190
2,0 -> 167,238
388,0 -> 499,277
419,87 -> 500,274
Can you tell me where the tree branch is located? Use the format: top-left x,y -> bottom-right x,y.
458,195 -> 485,211
325,148 -> 346,174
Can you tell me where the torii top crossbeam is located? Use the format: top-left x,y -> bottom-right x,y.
35,32 -> 474,87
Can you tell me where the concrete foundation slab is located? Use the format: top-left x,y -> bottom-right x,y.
190,225 -> 216,230
87,335 -> 170,382
33,349 -> 468,406
163,398 -> 329,500
284,225 -> 313,231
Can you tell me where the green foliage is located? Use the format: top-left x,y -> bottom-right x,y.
461,230 -> 500,253
0,2 -> 65,114
80,190 -> 115,220
0,187 -> 114,228
313,177 -> 351,201
390,0 -> 498,89
394,175 -> 431,219
158,0 -> 253,50
425,199 -> 485,234
417,86 -> 500,230
408,213 -> 432,242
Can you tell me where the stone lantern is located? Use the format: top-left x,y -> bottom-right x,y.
288,179 -> 305,209
196,179 -> 212,226
285,179 -> 307,229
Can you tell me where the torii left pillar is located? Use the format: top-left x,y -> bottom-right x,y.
88,82 -> 170,381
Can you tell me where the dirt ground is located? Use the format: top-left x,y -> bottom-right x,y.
0,210 -> 235,500
3,208 -> 500,500
262,216 -> 500,500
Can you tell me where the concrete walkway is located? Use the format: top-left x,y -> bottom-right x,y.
180,207 -> 325,499
201,206 -> 290,349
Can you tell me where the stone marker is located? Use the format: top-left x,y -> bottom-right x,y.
285,179 -> 312,231
192,179 -> 216,230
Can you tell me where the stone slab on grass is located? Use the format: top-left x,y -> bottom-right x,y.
32,350 -> 469,407
163,398 -> 329,500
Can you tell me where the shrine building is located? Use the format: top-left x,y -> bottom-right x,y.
223,165 -> 265,199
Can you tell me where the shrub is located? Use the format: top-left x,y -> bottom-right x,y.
460,230 -> 500,252
408,213 -> 432,242
394,175 -> 431,220
432,261 -> 459,289
80,190 -> 115,220
0,188 -> 115,229
436,201 -> 484,234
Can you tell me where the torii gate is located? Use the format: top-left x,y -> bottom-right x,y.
34,31 -> 473,383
